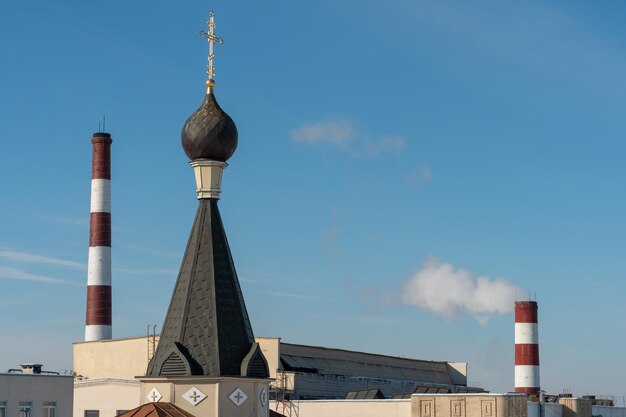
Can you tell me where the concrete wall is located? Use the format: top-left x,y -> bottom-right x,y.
411,394 -> 528,417
269,394 -> 531,417
73,336 -> 157,380
528,402 -> 563,417
560,398 -> 592,417
0,374 -> 73,417
592,406 -> 626,417
74,379 -> 139,417
270,399 -> 411,417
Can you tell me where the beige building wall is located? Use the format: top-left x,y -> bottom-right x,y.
74,380 -> 139,417
256,338 -> 281,378
73,336 -> 158,380
270,399 -> 411,417
256,338 -> 295,391
74,336 -> 278,381
411,394 -> 528,417
559,398 -> 592,417
0,374 -> 73,417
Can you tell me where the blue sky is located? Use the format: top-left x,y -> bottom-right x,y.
2,0 -> 626,395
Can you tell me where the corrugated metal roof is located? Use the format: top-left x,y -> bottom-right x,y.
345,389 -> 385,400
392,393 -> 414,399
280,343 -> 453,385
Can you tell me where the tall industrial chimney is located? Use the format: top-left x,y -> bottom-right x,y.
85,132 -> 112,341
514,300 -> 539,395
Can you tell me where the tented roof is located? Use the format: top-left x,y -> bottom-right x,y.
117,403 -> 196,417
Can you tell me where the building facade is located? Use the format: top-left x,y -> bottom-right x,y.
0,366 -> 73,417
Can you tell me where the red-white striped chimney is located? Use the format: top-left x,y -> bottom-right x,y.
85,132 -> 112,341
515,300 -> 539,395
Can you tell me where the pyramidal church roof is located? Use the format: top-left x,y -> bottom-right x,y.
145,10 -> 268,380
118,403 -> 197,417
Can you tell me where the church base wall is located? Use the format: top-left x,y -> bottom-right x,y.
140,376 -> 269,417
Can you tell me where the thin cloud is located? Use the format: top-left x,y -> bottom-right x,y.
31,213 -> 89,228
237,268 -> 318,284
353,135 -> 406,158
321,227 -> 340,259
0,250 -> 85,269
251,289 -> 341,303
405,164 -> 433,185
114,267 -> 179,276
0,266 -> 80,286
291,118 -> 406,158
345,315 -> 397,327
117,242 -> 181,260
291,119 -> 356,146
401,257 -> 522,325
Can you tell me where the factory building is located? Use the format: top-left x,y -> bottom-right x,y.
0,364 -> 73,417
73,334 -> 475,416
270,339 -> 472,399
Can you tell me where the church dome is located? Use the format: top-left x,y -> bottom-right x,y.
181,92 -> 238,162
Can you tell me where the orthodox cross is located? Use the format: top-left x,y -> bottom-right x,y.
150,391 -> 159,402
199,11 -> 224,84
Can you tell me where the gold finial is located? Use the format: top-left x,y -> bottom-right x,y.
199,10 -> 224,94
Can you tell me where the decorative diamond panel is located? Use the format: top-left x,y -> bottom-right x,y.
229,388 -> 248,407
260,388 -> 268,407
147,387 -> 162,402
183,387 -> 207,406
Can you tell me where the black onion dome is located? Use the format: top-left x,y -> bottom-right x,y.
181,93 -> 238,162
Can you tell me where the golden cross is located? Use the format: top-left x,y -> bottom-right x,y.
199,10 -> 224,91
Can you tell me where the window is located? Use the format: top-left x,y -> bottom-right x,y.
116,411 -> 129,416
43,403 -> 56,417
0,401 -> 6,417
18,402 -> 31,417
84,411 -> 99,417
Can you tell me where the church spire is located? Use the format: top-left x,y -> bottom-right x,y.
146,10 -> 268,380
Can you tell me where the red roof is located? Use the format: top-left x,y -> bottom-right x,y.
117,403 -> 196,417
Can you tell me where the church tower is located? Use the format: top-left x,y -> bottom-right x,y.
140,11 -> 270,417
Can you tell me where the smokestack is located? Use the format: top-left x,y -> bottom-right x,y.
514,300 -> 539,395
85,132 -> 112,341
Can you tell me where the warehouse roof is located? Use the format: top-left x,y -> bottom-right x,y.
280,342 -> 455,385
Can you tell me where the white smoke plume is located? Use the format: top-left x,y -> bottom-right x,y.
402,257 -> 522,324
